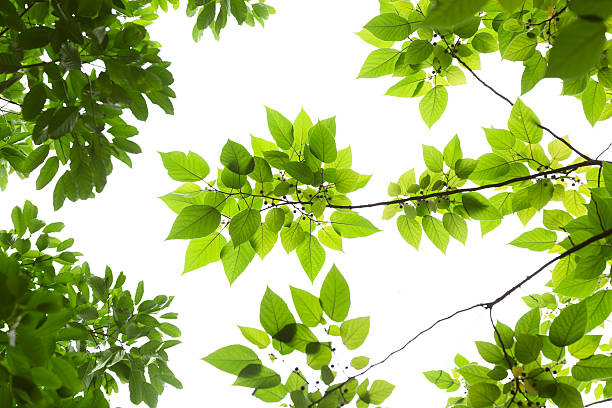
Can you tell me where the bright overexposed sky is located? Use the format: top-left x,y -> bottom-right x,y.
2,1 -> 612,407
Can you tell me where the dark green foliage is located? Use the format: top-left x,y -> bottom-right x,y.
0,201 -> 181,407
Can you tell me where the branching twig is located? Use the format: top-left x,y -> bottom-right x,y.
585,398 -> 612,407
308,228 -> 612,406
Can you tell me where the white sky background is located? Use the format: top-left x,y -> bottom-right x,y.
2,1 -> 612,407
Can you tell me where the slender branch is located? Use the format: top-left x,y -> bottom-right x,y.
443,37 -> 592,162
585,398 -> 612,407
332,229 -> 612,398
327,159 -> 602,209
535,123 -> 592,161
0,96 -> 21,107
447,47 -> 514,106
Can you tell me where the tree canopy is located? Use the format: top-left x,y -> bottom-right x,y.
2,0 -> 612,408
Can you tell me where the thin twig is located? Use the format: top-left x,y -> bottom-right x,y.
585,398 -> 612,407
536,123 -> 592,161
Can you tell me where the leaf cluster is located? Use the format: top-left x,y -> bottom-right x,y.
0,201 -> 181,407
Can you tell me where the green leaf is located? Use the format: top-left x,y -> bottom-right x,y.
238,326 -> 270,349
475,341 -> 505,364
462,192 -> 501,220
36,156 -> 60,190
368,379 -> 395,404
546,19 -> 606,80
467,382 -> 501,408
229,209 -> 261,247
423,370 -> 455,390
265,107 -> 294,149
250,157 -> 273,182
419,85 -> 448,128
330,211 -> 380,238
549,302 -> 588,347
471,32 -> 498,53
403,40 -> 434,64
571,354 -> 612,382
308,121 -> 337,163
424,0 -> 488,28
515,308 -> 540,335
584,290 -> 612,332
293,108 -> 313,149
443,213 -> 467,244
422,215 -> 449,253
318,226 -> 343,252
564,190 -> 587,217
501,33 -> 536,61
340,317 -> 370,350
543,210 -> 573,231
355,29 -> 395,48
508,98 -> 542,144
280,222 -> 306,253
509,228 -> 556,251
582,80 -> 606,126
160,151 -> 210,182
443,135 -> 462,168
364,13 -> 411,41
351,356 -> 370,370
514,334 -> 542,364
422,145 -> 444,173
552,383 -> 584,408
290,286 -> 323,327
357,48 -> 400,78
221,241 -> 256,284
521,51 -> 546,94
455,158 -> 478,179
397,215 -> 422,249
234,364 -> 281,389
22,84 -> 46,121
568,335 -> 601,360
159,322 -> 181,337
386,72 -> 426,97
320,265 -> 350,322
184,233 -> 227,273
220,140 -> 255,175
483,128 -> 515,150
284,161 -> 314,185
260,287 -> 296,336
249,224 -> 278,259
203,344 -> 261,375
166,205 -> 221,240
296,234 -> 326,282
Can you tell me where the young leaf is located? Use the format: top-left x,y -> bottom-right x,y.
238,326 -> 271,349
581,79 -> 605,126
184,234 -> 227,273
422,215 -> 449,253
166,205 -> 221,240
265,107 -> 294,149
320,265 -> 350,322
549,302 -> 587,347
419,86 -> 448,128
160,151 -> 210,181
221,241 -> 256,284
509,228 -> 556,252
467,382 -> 501,408
259,287 -> 296,336
397,215 -> 422,250
422,145 -> 444,173
340,317 -> 370,350
229,209 -> 261,247
330,211 -> 380,238
202,344 -> 261,375
220,140 -> 255,175
508,98 -> 542,144
290,286 -> 323,327
296,234 -> 326,282
364,13 -> 411,41
357,49 -> 400,78
308,121 -> 337,163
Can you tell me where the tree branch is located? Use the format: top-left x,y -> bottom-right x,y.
363,228 -> 612,373
585,398 -> 612,407
443,38 -> 592,162
0,96 -> 21,107
327,159 -> 602,210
